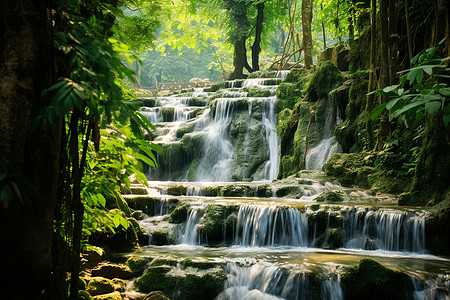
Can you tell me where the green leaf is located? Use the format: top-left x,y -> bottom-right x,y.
368,103 -> 387,121
425,101 -> 441,115
391,100 -> 427,118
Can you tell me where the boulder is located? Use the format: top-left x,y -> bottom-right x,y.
341,258 -> 413,300
91,262 -> 134,280
143,291 -> 169,300
92,291 -> 123,300
126,256 -> 149,276
87,277 -> 115,296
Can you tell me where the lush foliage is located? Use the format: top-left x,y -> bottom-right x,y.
369,42 -> 450,127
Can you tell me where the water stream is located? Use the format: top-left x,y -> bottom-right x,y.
131,76 -> 450,299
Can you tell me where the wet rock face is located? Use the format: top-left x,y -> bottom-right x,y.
133,263 -> 226,300
341,258 -> 413,300
91,262 -> 134,279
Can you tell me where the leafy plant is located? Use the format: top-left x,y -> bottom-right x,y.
368,40 -> 450,127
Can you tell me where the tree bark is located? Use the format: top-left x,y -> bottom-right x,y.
302,0 -> 313,69
230,37 -> 248,79
365,0 -> 377,149
377,0 -> 392,150
405,0 -> 414,66
0,1 -> 62,299
251,1 -> 265,72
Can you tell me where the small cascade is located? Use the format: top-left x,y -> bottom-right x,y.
195,99 -> 235,182
262,99 -> 280,181
234,205 -> 308,247
305,96 -> 342,171
343,209 -> 426,252
220,263 -> 343,300
180,205 -> 205,244
276,70 -> 290,80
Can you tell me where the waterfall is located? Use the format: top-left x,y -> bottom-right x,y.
220,263 -> 343,300
343,209 -> 426,252
305,98 -> 341,171
262,99 -> 280,181
180,205 -> 205,244
234,205 -> 308,247
195,99 -> 235,181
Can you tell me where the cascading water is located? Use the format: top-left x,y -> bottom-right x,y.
234,205 -> 308,247
343,209 -> 426,252
195,99 -> 236,182
305,101 -> 342,171
130,75 -> 449,300
219,262 -> 342,300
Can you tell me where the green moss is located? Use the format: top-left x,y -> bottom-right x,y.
169,203 -> 188,223
150,258 -> 179,267
161,107 -> 175,122
124,196 -> 160,215
341,258 -> 413,300
305,62 -> 344,102
133,266 -> 176,294
167,185 -> 187,196
326,228 -> 343,249
424,196 -> 450,255
204,186 -> 220,197
248,70 -> 277,78
244,87 -> 271,97
87,277 -> 115,296
275,185 -> 303,198
126,256 -> 149,276
182,270 -> 227,300
199,204 -> 238,244
182,258 -> 218,270
210,82 -> 226,92
128,217 -> 148,245
151,229 -> 174,246
314,191 -> 344,203
221,184 -> 252,197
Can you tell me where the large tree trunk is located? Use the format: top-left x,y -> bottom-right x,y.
302,0 -> 313,69
365,0 -> 377,149
251,1 -> 265,72
230,37 -> 248,79
0,1 -> 62,299
376,0 -> 391,150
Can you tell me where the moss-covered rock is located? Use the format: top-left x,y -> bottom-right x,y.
182,269 -> 227,300
143,291 -> 169,300
314,191 -> 344,203
91,262 -> 133,279
92,291 -> 123,300
87,277 -> 115,296
167,185 -> 187,196
247,70 -> 277,78
244,87 -> 271,97
169,203 -> 188,223
341,258 -> 413,300
126,256 -> 149,276
129,217 -> 149,245
133,266 -> 176,294
304,62 -> 344,102
198,204 -> 238,244
150,229 -> 174,246
124,196 -> 161,216
326,228 -> 343,249
425,196 -> 450,255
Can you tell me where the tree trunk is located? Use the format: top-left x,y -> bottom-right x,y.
388,0 -> 399,85
377,0 -> 391,150
302,0 -> 313,69
251,1 -> 264,72
405,0 -> 414,66
321,3 -> 327,49
0,1 -> 62,299
230,37 -> 248,79
365,0 -> 377,149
